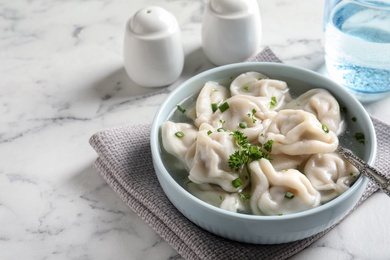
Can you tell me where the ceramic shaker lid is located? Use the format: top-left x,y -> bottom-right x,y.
129,6 -> 178,37
210,0 -> 253,16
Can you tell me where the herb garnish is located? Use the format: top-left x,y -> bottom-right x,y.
263,140 -> 274,153
211,103 -> 218,113
239,121 -> 248,129
175,131 -> 185,138
232,178 -> 242,188
284,191 -> 295,199
228,131 -> 272,174
219,102 -> 230,113
322,124 -> 330,133
242,85 -> 249,91
247,109 -> 257,123
176,104 -> 186,114
270,96 -> 277,108
238,192 -> 251,201
354,132 -> 365,144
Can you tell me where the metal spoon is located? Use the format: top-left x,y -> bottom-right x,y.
337,146 -> 390,197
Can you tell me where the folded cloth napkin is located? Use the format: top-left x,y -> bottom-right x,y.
89,47 -> 389,260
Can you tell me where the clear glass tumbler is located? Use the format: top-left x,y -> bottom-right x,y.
323,0 -> 390,102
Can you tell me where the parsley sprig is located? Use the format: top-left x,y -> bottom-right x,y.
228,131 -> 272,175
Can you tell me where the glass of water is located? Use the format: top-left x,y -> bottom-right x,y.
323,0 -> 390,102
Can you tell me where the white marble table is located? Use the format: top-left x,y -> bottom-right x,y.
1,0 -> 390,259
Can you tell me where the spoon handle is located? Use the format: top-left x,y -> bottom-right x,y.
337,146 -> 390,197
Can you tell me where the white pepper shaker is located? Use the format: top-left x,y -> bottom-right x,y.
202,0 -> 262,66
123,6 -> 184,87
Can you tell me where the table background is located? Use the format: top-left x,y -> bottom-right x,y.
1,0 -> 390,259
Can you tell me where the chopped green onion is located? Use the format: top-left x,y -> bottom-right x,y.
238,192 -> 251,201
219,102 -> 230,113
232,178 -> 242,188
247,108 -> 257,123
217,127 -> 227,132
242,85 -> 249,91
322,124 -> 330,133
176,104 -> 186,114
207,130 -> 213,135
284,191 -> 294,199
239,121 -> 248,129
175,131 -> 185,138
211,103 -> 218,113
354,132 -> 365,144
270,96 -> 277,108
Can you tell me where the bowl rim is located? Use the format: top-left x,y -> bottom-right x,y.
150,62 -> 377,221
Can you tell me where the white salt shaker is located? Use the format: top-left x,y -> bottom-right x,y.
202,0 -> 262,66
123,6 -> 184,87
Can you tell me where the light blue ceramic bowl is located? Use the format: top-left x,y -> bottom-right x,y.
150,62 -> 377,244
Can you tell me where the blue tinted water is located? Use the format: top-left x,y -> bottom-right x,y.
324,2 -> 390,102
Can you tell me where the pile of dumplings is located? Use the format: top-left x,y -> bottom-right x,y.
161,72 -> 360,216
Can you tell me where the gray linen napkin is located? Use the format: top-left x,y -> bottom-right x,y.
89,47 -> 389,260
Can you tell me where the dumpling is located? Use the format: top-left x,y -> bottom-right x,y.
209,95 -> 277,143
194,81 -> 229,127
258,109 -> 339,155
187,123 -> 250,192
230,71 -> 269,96
248,160 -> 270,216
187,182 -> 249,213
285,89 -> 342,134
244,79 -> 291,110
303,152 -> 360,203
161,121 -> 198,163
269,154 -> 310,172
231,72 -> 291,110
250,158 -> 321,216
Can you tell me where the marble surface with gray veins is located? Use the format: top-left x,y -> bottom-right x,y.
1,0 -> 390,259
